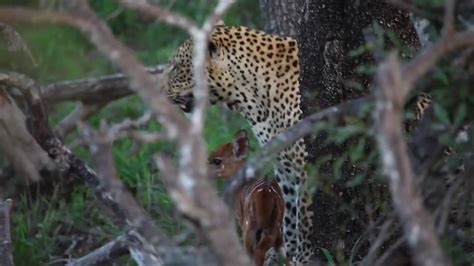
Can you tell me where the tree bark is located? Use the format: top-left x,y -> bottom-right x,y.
261,0 -> 420,261
258,0 -> 305,38
300,1 -> 419,260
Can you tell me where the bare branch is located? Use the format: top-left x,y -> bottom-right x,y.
211,9 -> 474,262
0,97 -> 47,182
402,30 -> 474,90
442,0 -> 456,37
55,102 -> 104,137
0,70 -> 168,264
67,240 -> 220,266
3,70 -> 220,266
154,153 -> 247,265
0,6 -> 190,140
127,131 -> 166,144
374,236 -> 406,266
106,111 -> 152,139
118,0 -> 199,32
370,7 -> 473,263
374,53 -> 450,266
0,199 -> 13,266
362,218 -> 395,266
0,22 -> 37,66
0,73 -> 57,182
0,1 -> 246,264
79,123 -> 170,250
434,177 -> 464,234
178,0 -> 236,203
225,96 -> 370,198
119,1 -> 249,264
66,233 -> 129,266
41,66 -> 164,104
74,111 -> 167,153
157,246 -> 218,266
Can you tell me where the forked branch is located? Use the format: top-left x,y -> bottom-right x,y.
374,53 -> 450,266
0,1 -> 247,265
226,19 -> 474,196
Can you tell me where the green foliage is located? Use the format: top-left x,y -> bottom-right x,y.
413,0 -> 446,8
441,237 -> 474,265
12,187 -> 119,264
321,248 -> 336,266
1,25 -> 112,81
2,0 -> 261,263
3,0 -> 473,263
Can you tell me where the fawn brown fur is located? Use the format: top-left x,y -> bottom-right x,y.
208,129 -> 287,266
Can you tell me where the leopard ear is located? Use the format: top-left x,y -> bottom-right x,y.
215,20 -> 225,26
232,129 -> 249,160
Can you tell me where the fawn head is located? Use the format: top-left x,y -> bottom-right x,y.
208,129 -> 249,178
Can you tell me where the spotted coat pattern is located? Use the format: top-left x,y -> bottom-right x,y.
161,26 -> 314,264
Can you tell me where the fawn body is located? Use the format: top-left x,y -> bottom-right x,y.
208,129 -> 286,266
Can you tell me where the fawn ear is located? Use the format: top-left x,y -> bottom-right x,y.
232,129 -> 249,160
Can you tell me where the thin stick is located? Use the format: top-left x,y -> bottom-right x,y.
374,53 -> 450,266
442,0 -> 456,37
66,233 -> 129,266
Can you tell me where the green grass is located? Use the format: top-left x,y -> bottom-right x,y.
4,1 -> 473,265
11,102 -> 259,264
2,1 -> 262,263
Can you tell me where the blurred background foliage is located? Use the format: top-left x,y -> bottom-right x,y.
1,0 -> 473,265
0,0 -> 261,264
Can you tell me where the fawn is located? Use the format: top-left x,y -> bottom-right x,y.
208,129 -> 287,266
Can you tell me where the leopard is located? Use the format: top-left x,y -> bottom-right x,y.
160,25 -> 314,264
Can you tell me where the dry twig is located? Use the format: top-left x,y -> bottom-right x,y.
1,71 -> 220,265
225,16 -> 474,192
374,53 -> 450,266
115,1 -> 249,264
372,3 -> 472,264
41,66 -> 164,104
0,22 -> 37,66
80,124 -> 169,265
2,71 -> 168,264
106,111 -> 152,139
66,233 -> 129,266
225,96 -> 370,198
55,102 -> 104,137
361,218 -> 395,266
442,0 -> 456,37
402,32 -> 474,90
0,73 -> 57,182
0,1 -> 248,265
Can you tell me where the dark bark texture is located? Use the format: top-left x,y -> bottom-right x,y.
300,1 -> 419,260
258,0 -> 305,38
260,0 -> 420,261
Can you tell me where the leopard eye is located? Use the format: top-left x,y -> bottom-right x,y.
170,64 -> 177,72
210,158 -> 222,166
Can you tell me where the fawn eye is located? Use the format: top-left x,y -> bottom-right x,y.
210,158 -> 222,166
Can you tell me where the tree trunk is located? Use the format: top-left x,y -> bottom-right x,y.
260,0 -> 420,261
258,0 -> 305,38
